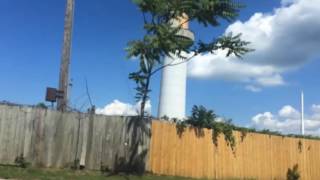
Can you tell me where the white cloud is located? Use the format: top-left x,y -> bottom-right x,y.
311,104 -> 320,119
215,117 -> 227,122
245,85 -> 261,92
311,104 -> 320,113
281,0 -> 297,6
251,104 -> 320,135
188,52 -> 285,87
188,0 -> 320,91
96,99 -> 151,116
278,105 -> 300,119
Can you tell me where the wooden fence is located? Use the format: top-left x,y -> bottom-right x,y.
0,104 -> 150,171
1,104 -> 320,179
148,121 -> 320,180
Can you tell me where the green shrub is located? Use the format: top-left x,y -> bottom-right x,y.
35,102 -> 48,109
71,159 -> 80,170
287,164 -> 300,180
185,105 -> 237,150
176,105 -> 320,152
14,154 -> 30,168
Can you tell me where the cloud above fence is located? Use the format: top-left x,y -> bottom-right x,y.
251,104 -> 320,135
188,0 -> 320,92
96,99 -> 151,116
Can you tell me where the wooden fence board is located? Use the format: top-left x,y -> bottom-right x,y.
148,121 -> 320,180
0,104 -> 150,171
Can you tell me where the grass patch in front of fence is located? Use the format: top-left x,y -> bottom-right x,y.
0,165 -> 205,180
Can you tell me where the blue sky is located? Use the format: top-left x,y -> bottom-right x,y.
1,0 -> 320,133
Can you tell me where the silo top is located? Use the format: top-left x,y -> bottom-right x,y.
171,13 -> 189,29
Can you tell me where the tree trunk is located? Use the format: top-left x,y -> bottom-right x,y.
140,75 -> 151,119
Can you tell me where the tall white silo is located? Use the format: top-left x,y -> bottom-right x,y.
158,16 -> 194,119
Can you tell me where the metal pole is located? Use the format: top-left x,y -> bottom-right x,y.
301,91 -> 305,135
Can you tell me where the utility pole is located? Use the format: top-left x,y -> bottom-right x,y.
57,0 -> 75,111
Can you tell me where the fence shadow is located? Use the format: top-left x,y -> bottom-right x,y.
103,116 -> 151,176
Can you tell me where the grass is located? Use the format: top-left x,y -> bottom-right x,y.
0,166 -> 199,180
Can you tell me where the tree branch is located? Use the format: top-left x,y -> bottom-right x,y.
150,53 -> 197,77
85,78 -> 93,108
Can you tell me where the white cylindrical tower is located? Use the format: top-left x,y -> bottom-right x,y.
158,15 -> 194,119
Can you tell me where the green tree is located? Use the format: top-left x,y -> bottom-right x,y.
187,105 -> 217,128
287,164 -> 300,180
127,0 -> 253,118
35,102 -> 48,109
186,105 -> 236,149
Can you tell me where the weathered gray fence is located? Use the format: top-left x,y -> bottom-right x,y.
0,104 -> 150,171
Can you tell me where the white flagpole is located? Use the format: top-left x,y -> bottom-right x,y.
301,91 -> 305,135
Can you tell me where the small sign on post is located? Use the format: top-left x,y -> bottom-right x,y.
45,87 -> 64,108
46,88 -> 58,103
